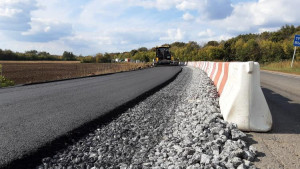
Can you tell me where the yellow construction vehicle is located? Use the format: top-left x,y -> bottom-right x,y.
154,45 -> 179,66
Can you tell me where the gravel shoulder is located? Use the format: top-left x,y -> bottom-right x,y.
36,67 -> 258,169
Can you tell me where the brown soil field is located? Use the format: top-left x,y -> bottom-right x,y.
0,62 -> 152,85
0,61 -> 81,64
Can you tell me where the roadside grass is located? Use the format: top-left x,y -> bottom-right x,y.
261,60 -> 300,75
0,64 -> 15,87
0,76 -> 15,87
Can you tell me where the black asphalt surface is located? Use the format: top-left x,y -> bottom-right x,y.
261,87 -> 300,134
0,66 -> 182,167
260,70 -> 300,133
261,70 -> 300,102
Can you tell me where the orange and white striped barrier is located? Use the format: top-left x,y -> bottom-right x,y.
187,61 -> 272,132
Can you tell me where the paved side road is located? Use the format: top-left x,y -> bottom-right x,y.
0,66 -> 181,168
260,70 -> 300,102
249,70 -> 300,169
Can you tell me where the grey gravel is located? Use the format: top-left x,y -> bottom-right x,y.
38,67 -> 257,169
142,67 -> 257,169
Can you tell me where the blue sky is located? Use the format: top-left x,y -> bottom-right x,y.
0,0 -> 299,55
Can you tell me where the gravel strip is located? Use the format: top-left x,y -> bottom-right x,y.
38,67 -> 256,169
143,67 -> 257,169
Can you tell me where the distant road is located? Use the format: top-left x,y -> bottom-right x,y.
250,70 -> 300,168
0,66 -> 182,168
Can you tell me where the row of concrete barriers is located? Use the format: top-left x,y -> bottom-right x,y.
185,61 -> 272,132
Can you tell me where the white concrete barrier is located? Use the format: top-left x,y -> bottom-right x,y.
187,61 -> 272,132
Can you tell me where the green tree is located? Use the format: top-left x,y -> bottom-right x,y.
137,47 -> 148,52
243,39 -> 261,61
130,49 -> 138,57
171,42 -> 185,48
82,56 -> 96,63
282,40 -> 295,60
62,51 -> 76,61
95,53 -> 103,63
259,40 -> 273,63
206,46 -> 225,61
223,39 -> 236,61
133,51 -> 152,62
205,41 -> 219,47
234,39 -> 246,61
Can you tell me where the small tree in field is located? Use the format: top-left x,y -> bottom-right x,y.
62,51 -> 76,61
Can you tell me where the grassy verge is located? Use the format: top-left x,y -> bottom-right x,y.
0,64 -> 15,87
0,76 -> 15,87
261,60 -> 300,75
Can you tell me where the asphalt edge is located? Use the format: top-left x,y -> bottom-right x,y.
3,66 -> 182,169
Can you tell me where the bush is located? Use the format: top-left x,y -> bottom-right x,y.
0,76 -> 15,87
0,64 -> 14,87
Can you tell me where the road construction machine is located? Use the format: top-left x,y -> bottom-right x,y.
154,45 -> 179,66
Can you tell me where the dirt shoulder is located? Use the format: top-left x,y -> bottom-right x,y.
249,132 -> 300,169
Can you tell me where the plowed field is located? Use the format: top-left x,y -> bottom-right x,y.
0,61 -> 151,85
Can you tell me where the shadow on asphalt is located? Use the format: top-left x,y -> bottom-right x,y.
262,87 -> 300,134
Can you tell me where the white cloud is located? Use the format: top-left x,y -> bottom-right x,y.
0,0 -> 300,55
183,12 -> 194,21
198,29 -> 215,37
131,0 -> 179,10
258,27 -> 280,33
0,8 -> 22,17
176,0 -> 199,11
44,26 -> 51,32
219,0 -> 300,33
0,37 -> 72,55
175,0 -> 233,19
0,0 -> 37,31
155,0 -> 178,10
218,34 -> 232,41
20,18 -> 73,42
133,0 -> 233,20
160,28 -> 185,41
252,0 -> 300,25
206,0 -> 233,19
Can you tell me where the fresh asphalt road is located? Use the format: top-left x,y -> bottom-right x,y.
0,66 -> 182,167
250,70 -> 300,169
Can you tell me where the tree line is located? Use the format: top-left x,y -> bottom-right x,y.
168,25 -> 300,63
0,25 -> 299,63
107,25 -> 300,63
0,50 -> 77,61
